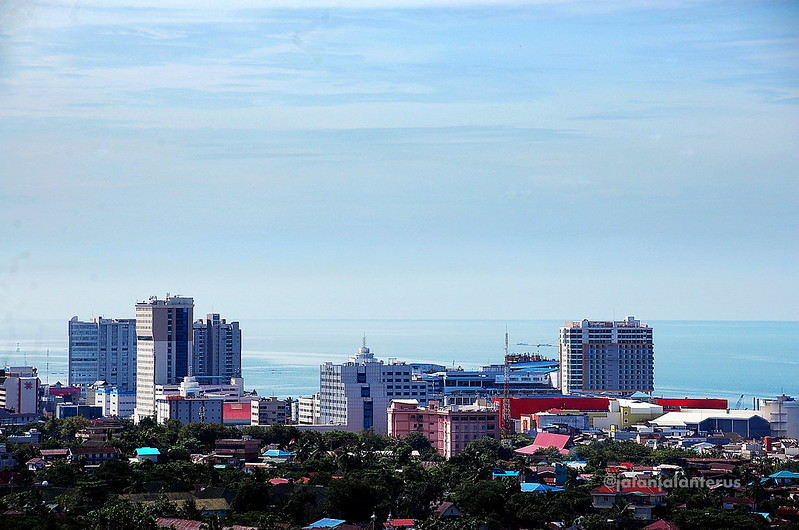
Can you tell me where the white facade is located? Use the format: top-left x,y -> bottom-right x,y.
0,366 -> 40,414
251,397 -> 289,426
154,376 -> 244,402
297,393 -> 321,425
94,386 -> 136,418
192,314 -> 242,379
68,316 -> 137,397
758,395 -> 799,438
319,340 -> 429,433
560,316 -> 654,395
156,396 -> 224,424
134,295 -> 194,422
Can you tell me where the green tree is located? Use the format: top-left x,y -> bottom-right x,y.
38,459 -> 82,486
324,476 -> 377,522
84,497 -> 158,530
283,485 -> 323,525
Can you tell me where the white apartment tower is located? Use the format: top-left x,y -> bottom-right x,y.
192,314 -> 241,380
559,316 -> 654,396
319,338 -> 428,433
68,316 -> 137,396
134,295 -> 194,422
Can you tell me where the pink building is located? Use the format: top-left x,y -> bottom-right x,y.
388,399 -> 499,458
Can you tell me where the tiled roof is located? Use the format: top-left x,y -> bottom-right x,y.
156,517 -> 204,530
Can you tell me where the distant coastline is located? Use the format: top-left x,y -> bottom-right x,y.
1,318 -> 797,403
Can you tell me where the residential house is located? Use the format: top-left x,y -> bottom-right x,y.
67,446 -> 120,466
134,447 -> 161,463
26,458 -> 46,471
591,485 -> 668,520
214,437 -> 261,464
770,470 -> 799,487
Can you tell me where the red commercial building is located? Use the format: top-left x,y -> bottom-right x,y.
492,397 -> 610,419
654,398 -> 728,411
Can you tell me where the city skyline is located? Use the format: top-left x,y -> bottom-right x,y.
2,1 -> 797,322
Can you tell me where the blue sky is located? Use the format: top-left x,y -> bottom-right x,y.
1,0 -> 797,321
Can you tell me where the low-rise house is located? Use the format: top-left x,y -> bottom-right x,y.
520,483 -> 564,494
303,518 -> 347,529
516,432 -> 572,457
591,485 -> 668,520
26,458 -> 46,471
8,428 -> 42,444
214,437 -> 261,463
40,449 -> 69,462
384,518 -> 416,529
770,470 -> 799,486
643,521 -> 680,530
492,469 -> 520,481
75,419 -> 125,443
261,449 -> 295,464
156,518 -> 204,530
722,497 -> 756,511
431,501 -> 462,519
67,446 -> 120,466
134,447 -> 161,463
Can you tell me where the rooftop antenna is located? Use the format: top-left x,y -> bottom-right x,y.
17,342 -> 26,366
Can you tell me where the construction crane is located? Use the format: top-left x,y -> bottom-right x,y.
502,330 -> 512,435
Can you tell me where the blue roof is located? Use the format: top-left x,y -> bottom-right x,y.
264,449 -> 294,457
511,361 -> 559,369
520,483 -> 564,493
512,367 -> 559,374
135,447 -> 160,456
303,518 -> 346,529
493,470 -> 520,477
770,470 -> 799,479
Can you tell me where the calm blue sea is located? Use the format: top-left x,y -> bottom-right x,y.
0,319 -> 796,406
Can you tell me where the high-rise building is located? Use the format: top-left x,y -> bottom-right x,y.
192,314 -> 241,380
134,295 -> 194,422
319,338 -> 429,433
559,316 -> 654,396
68,316 -> 137,396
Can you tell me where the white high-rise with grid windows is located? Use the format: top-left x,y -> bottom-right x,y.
68,316 -> 137,397
319,338 -> 429,433
559,316 -> 654,396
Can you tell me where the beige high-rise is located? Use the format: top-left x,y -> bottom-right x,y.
134,295 -> 194,422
